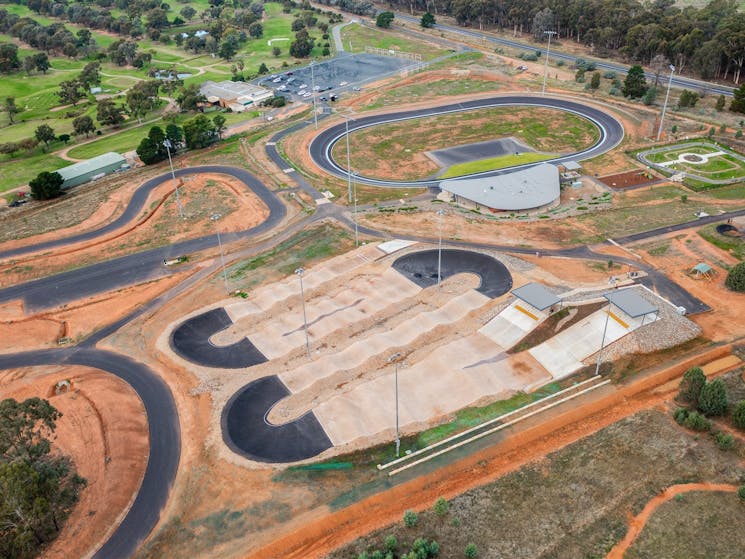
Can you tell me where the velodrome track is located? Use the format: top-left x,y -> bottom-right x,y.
308,95 -> 625,187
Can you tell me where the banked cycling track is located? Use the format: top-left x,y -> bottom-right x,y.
0,96 -> 625,557
308,95 -> 625,187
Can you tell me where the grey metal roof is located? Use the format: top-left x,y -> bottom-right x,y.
58,152 -> 125,180
604,289 -> 658,318
562,160 -> 582,170
439,163 -> 560,210
199,80 -> 271,101
511,282 -> 561,311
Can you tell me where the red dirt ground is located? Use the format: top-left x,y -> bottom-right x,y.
598,170 -> 661,189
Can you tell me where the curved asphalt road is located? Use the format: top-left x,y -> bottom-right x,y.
0,348 -> 180,559
308,95 -> 625,187
0,166 -> 286,312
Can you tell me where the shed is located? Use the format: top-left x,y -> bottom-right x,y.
511,282 -> 561,312
57,152 -> 127,188
604,289 -> 658,326
690,262 -> 714,280
562,160 -> 582,171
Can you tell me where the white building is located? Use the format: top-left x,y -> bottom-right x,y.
199,80 -> 274,112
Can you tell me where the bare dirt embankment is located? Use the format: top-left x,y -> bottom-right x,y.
1,366 -> 149,559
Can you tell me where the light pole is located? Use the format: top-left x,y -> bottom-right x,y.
352,170 -> 358,246
542,30 -> 557,96
163,139 -> 183,219
344,115 -> 353,204
310,60 -> 318,129
295,267 -> 310,358
436,209 -> 445,286
388,351 -> 402,457
210,213 -> 229,295
656,64 -> 675,142
594,303 -> 612,376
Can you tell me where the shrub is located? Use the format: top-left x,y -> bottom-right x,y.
403,510 -> 418,528
681,194 -> 688,203
698,379 -> 728,416
725,262 -> 745,292
739,485 -> 745,501
732,400 -> 745,429
434,496 -> 449,516
609,87 -> 622,97
679,367 -> 706,405
603,70 -> 617,79
684,411 -> 711,431
673,407 -> 689,424
715,431 -> 735,450
384,535 -> 398,553
465,543 -> 478,558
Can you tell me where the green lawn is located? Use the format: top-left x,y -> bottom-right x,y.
0,152 -> 69,193
440,152 -> 556,178
340,23 -> 448,61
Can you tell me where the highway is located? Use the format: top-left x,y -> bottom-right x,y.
393,13 -> 736,97
308,95 -> 625,187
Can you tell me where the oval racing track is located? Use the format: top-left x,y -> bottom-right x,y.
308,95 -> 625,187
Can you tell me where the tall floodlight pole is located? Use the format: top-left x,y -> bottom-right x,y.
295,267 -> 310,358
388,351 -> 402,457
344,115 -> 353,204
352,171 -> 358,246
310,61 -> 318,129
436,209 -> 445,286
542,30 -> 557,96
163,139 -> 183,219
656,65 -> 676,142
594,302 -> 612,376
210,213 -> 229,295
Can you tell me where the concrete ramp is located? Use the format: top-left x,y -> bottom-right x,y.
529,308 -> 656,379
479,301 -> 546,349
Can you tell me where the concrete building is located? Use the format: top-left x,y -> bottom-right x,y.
199,80 -> 273,112
439,163 -> 561,212
58,152 -> 127,189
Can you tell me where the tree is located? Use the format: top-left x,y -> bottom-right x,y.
725,262 -> 745,292
678,89 -> 699,108
731,83 -> 745,113
96,99 -> 125,127
57,79 -> 85,106
679,367 -> 706,406
219,33 -> 240,60
290,29 -> 314,58
642,87 -> 657,106
136,126 -> 168,164
403,510 -> 418,527
73,115 -> 95,137
78,61 -> 101,90
182,114 -> 216,148
716,94 -> 726,111
175,83 -> 206,112
180,6 -> 196,20
58,133 -> 70,144
165,123 -> 184,147
34,124 -> 56,150
433,496 -> 449,516
698,379 -> 728,416
0,43 -> 20,73
0,398 -> 86,559
421,12 -> 436,28
29,171 -> 64,200
732,400 -> 745,429
23,56 -> 36,75
376,11 -> 394,29
258,62 -> 269,74
248,22 -> 263,38
272,46 -> 281,57
213,114 -> 227,138
34,52 -> 50,74
590,71 -> 601,90
4,97 -> 19,124
126,80 -> 161,123
623,65 -> 648,99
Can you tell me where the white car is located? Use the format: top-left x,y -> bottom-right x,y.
313,85 -> 320,91
339,81 -> 349,86
272,77 -> 282,83
298,84 -> 307,89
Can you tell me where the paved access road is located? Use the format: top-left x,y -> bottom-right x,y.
0,166 -> 286,312
308,95 -> 624,187
0,348 -> 180,559
393,13 -> 735,97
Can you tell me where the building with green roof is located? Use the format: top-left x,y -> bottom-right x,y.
57,152 -> 128,188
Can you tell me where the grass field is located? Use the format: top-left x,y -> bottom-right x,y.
363,76 -> 500,111
0,151 -> 69,193
641,141 -> 745,185
698,223 -> 745,260
329,408 -> 745,559
440,152 -> 556,178
335,107 -> 598,181
340,23 -> 449,61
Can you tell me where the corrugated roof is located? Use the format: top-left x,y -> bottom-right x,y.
562,160 -> 582,170
199,80 -> 272,101
58,152 -> 125,180
512,282 -> 561,311
440,163 -> 560,210
604,289 -> 658,318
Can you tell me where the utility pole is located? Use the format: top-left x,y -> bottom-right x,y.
388,351 -> 402,457
163,139 -> 183,219
295,267 -> 310,358
542,30 -> 557,96
437,209 -> 445,286
352,171 -> 358,246
344,115 -> 353,204
210,213 -> 229,295
595,303 -> 611,376
310,60 -> 318,129
657,65 -> 675,142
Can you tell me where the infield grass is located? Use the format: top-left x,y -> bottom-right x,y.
440,152 -> 556,178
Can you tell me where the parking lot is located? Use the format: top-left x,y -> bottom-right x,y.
258,53 -> 417,103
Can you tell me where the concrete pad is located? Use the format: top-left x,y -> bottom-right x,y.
315,333 -> 552,446
479,300 -> 546,349
529,308 -> 657,379
378,239 -> 418,254
280,290 -> 490,392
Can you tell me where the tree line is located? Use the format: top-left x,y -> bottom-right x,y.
338,0 -> 745,84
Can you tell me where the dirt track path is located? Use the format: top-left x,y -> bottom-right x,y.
605,483 -> 737,559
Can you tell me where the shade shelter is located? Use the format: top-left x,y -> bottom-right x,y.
511,282 -> 561,316
690,262 -> 714,280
